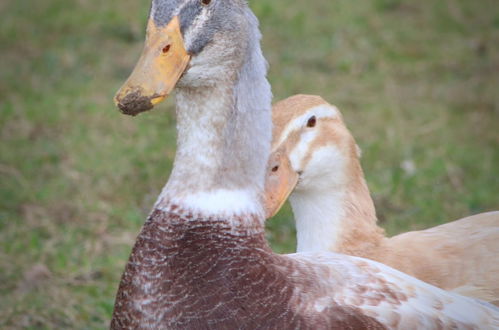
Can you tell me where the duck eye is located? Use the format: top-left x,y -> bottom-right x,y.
306,116 -> 316,128
271,165 -> 279,172
162,44 -> 171,54
201,0 -> 211,5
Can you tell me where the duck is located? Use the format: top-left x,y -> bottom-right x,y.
265,94 -> 499,305
111,1 -> 499,328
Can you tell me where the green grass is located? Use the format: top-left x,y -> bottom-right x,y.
1,0 -> 498,328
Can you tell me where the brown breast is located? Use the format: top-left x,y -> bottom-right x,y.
111,207 -> 386,329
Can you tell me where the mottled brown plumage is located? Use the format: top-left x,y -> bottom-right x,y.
112,205 -> 385,329
112,204 -> 499,329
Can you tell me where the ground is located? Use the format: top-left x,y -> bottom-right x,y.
0,0 -> 498,328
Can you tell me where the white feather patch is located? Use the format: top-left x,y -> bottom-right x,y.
157,189 -> 263,220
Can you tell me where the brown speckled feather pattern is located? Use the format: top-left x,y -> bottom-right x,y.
111,205 -> 385,329
112,204 -> 499,329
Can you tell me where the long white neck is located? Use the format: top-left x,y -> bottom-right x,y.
155,13 -> 272,222
290,169 -> 383,254
290,189 -> 347,252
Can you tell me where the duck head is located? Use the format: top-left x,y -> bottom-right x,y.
264,95 -> 362,218
115,0 -> 252,115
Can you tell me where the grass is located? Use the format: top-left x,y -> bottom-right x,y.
1,0 -> 498,328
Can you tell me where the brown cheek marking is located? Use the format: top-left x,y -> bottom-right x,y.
277,129 -> 302,157
293,117 -> 368,199
298,119 -> 341,171
310,119 -> 346,151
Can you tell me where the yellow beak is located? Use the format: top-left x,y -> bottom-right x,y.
263,149 -> 299,219
114,16 -> 191,116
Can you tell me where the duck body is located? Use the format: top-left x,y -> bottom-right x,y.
111,207 -> 385,329
112,206 -> 499,329
266,95 -> 499,304
378,212 -> 499,304
112,1 -> 499,327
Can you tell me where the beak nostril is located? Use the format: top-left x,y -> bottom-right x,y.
162,44 -> 171,54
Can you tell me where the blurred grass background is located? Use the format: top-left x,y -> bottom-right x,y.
1,0 -> 498,327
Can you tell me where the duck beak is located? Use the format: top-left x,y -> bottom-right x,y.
114,16 -> 191,116
264,150 -> 299,219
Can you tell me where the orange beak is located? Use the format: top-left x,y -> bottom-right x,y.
114,16 -> 191,116
263,149 -> 299,219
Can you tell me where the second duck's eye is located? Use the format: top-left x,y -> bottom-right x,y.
306,116 -> 316,128
162,44 -> 171,54
201,0 -> 211,5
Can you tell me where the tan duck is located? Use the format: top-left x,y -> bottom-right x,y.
265,94 -> 499,305
111,1 -> 499,328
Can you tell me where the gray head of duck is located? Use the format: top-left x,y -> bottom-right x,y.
115,0 -> 255,116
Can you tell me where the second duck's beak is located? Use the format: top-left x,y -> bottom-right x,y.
264,150 -> 299,219
114,16 -> 191,116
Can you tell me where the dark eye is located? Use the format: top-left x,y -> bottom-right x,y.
306,116 -> 316,128
201,0 -> 211,5
271,165 -> 279,172
162,44 -> 171,54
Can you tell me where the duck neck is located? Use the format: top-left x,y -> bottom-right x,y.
155,18 -> 272,227
290,163 -> 384,254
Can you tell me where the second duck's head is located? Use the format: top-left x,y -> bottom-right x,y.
264,95 -> 363,218
115,0 -> 256,115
